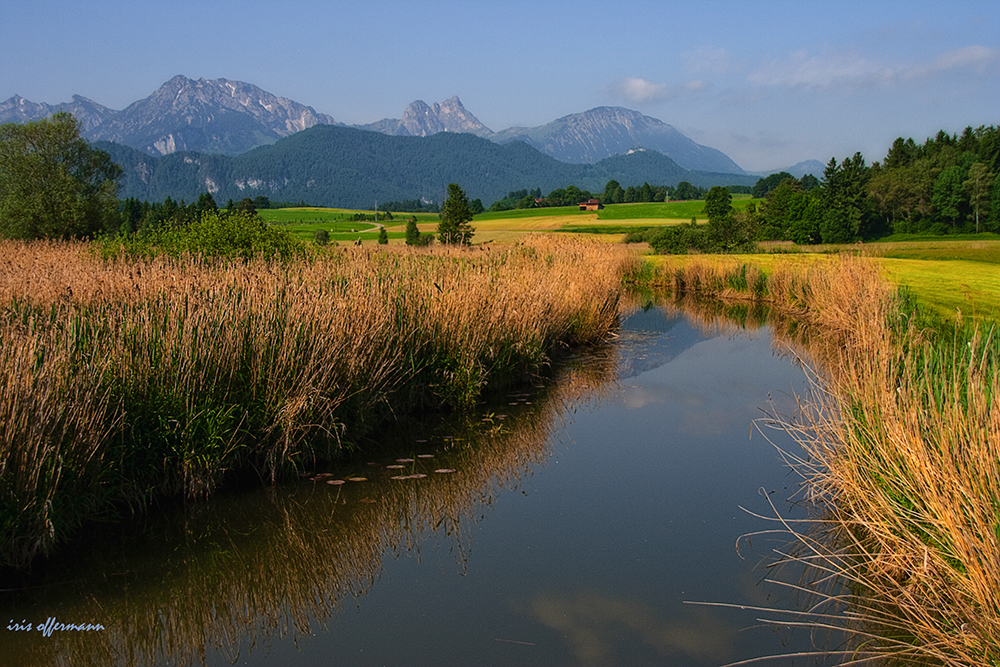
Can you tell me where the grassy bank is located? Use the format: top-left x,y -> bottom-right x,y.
0,237 -> 639,568
636,255 -> 1000,664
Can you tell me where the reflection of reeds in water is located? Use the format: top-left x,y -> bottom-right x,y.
652,254 -> 1000,666
0,325 -> 623,667
0,237 -> 638,567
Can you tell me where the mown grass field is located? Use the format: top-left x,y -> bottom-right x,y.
258,207 -> 439,244
263,200 -> 765,245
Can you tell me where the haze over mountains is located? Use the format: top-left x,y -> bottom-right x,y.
1,75 -> 821,207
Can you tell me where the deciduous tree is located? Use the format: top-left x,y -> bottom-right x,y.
965,162 -> 994,233
0,112 -> 122,239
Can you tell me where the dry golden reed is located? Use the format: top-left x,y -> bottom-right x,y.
654,254 -> 1000,665
0,237 -> 639,567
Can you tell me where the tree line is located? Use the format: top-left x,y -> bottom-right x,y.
486,180 -> 718,212
4,113 -> 999,245
749,126 -> 1000,244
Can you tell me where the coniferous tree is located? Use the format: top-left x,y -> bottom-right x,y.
405,218 -> 421,246
438,183 -> 474,245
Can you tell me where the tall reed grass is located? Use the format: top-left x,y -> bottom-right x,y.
645,255 -> 1000,665
0,238 -> 639,567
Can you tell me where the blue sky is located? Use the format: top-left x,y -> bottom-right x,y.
2,0 -> 998,171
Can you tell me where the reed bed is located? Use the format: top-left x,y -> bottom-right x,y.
0,237 -> 639,567
0,338 -> 621,667
647,254 -> 1000,665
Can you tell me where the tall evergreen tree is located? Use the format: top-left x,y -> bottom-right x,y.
438,183 -> 474,245
405,218 -> 421,245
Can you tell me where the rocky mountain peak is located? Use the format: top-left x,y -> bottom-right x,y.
397,96 -> 492,137
86,76 -> 337,155
0,93 -> 117,131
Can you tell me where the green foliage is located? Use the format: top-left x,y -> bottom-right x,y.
0,112 -> 122,239
405,218 -> 420,245
932,165 -> 968,228
381,199 -> 440,213
313,229 -> 330,245
758,179 -> 815,241
965,162 -> 994,233
103,210 -> 305,260
752,171 -> 795,198
404,217 -> 433,246
788,197 -> 824,244
703,186 -> 733,223
643,221 -> 714,254
438,183 -> 475,245
377,226 -> 388,244
672,181 -> 705,200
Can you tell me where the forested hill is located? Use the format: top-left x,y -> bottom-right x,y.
99,125 -> 756,208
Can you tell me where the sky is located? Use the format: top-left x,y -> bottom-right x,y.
1,0 -> 998,172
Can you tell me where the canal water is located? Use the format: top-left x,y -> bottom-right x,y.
1,301 -> 842,666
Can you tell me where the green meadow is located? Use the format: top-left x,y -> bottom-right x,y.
258,207 -> 439,243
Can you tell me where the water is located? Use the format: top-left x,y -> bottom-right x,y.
1,303 -> 842,666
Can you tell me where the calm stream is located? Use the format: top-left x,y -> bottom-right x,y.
2,301 -> 842,666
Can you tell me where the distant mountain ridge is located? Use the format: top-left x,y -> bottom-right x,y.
1,76 -> 337,156
2,75 -> 760,174
489,106 -> 746,174
357,99 -> 745,174
86,76 -> 337,156
98,125 -> 758,209
0,94 -> 116,131
747,159 -> 826,179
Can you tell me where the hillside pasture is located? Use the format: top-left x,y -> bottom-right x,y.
596,198 -> 762,223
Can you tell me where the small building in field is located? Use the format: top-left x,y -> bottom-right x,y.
579,199 -> 603,211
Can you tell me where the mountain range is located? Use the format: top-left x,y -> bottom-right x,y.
2,75 -> 765,175
95,126 -> 759,209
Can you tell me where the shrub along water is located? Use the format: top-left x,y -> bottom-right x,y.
0,237 -> 638,567
639,255 -> 1000,665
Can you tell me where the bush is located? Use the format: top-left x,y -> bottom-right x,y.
101,210 -> 305,261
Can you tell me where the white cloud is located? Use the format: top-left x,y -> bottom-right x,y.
748,45 -> 999,90
606,77 -> 706,104
748,49 -> 893,88
607,77 -> 669,103
910,45 -> 998,78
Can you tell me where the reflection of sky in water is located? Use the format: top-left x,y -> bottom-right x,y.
285,310 -> 820,667
1,307 -> 829,667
